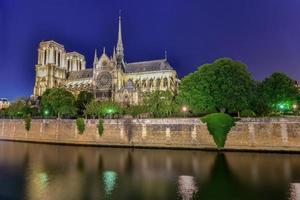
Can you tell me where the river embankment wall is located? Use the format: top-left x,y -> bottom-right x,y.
0,118 -> 300,152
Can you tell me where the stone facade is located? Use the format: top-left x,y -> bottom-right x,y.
2,118 -> 300,152
33,16 -> 178,105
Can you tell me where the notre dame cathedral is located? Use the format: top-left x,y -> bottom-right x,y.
33,16 -> 178,105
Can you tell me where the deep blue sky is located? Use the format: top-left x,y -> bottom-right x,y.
1,0 -> 300,100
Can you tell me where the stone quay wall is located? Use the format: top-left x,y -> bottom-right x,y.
1,118 -> 300,152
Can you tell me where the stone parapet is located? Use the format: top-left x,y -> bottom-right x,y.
1,118 -> 300,152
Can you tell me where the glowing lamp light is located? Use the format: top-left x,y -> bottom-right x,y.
106,108 -> 114,114
293,104 -> 298,109
44,109 -> 49,116
279,103 -> 285,110
182,106 -> 188,112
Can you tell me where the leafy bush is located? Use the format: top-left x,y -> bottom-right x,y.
240,109 -> 256,117
201,113 -> 235,149
76,118 -> 85,134
98,119 -> 104,136
124,105 -> 147,118
23,115 -> 31,131
143,90 -> 178,118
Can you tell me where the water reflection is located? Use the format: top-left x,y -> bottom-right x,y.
103,170 -> 118,196
0,141 -> 299,199
289,183 -> 300,200
178,175 -> 198,200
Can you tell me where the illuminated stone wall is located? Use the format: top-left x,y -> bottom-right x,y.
1,118 -> 300,151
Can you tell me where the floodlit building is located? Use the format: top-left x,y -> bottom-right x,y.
0,98 -> 10,109
33,16 -> 178,105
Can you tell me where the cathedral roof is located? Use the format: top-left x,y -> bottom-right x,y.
67,69 -> 93,80
124,59 -> 174,73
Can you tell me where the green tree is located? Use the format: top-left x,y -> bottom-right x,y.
259,72 -> 300,113
125,105 -> 148,118
41,88 -> 77,118
177,58 -> 255,115
6,100 -> 26,117
143,90 -> 178,117
76,91 -> 94,116
99,101 -> 122,118
85,100 -> 102,119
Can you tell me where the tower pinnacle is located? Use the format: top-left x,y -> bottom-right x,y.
165,50 -> 168,60
93,49 -> 98,67
116,13 -> 124,63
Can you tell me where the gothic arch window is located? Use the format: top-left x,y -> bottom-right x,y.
58,52 -> 61,66
54,49 -> 57,64
156,78 -> 161,89
142,80 -> 147,88
135,80 -> 140,88
44,50 -> 47,64
149,79 -> 154,88
163,78 -> 168,87
127,79 -> 134,89
67,60 -> 70,71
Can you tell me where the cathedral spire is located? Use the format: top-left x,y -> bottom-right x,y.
164,50 -> 168,60
116,12 -> 124,63
93,49 -> 98,67
113,46 -> 116,60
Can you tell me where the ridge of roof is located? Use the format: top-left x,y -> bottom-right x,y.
126,59 -> 167,65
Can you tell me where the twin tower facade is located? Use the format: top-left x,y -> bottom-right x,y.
33,16 -> 178,105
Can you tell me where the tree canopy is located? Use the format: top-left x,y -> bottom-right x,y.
41,88 -> 77,118
177,58 -> 255,114
76,91 -> 94,116
85,100 -> 122,118
143,90 -> 178,117
258,72 -> 300,113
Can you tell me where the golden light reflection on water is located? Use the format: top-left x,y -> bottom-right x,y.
178,175 -> 198,200
289,183 -> 300,200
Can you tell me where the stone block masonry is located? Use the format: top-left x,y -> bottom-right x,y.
1,118 -> 300,152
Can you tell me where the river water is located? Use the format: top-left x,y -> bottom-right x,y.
0,141 -> 299,200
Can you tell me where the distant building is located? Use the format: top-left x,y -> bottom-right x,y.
33,16 -> 179,105
0,98 -> 10,109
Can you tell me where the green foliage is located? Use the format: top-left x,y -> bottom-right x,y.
258,72 -> 300,114
98,119 -> 104,136
177,58 -> 255,115
143,90 -> 178,117
124,105 -> 148,118
0,109 -> 6,118
76,118 -> 85,134
85,100 -> 122,118
201,113 -> 235,149
85,100 -> 102,118
23,115 -> 31,131
41,88 -> 77,118
76,91 -> 94,116
240,109 -> 256,117
100,101 -> 122,117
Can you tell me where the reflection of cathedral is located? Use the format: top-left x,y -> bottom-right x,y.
33,16 -> 178,105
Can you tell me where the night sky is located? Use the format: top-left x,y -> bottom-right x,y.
1,0 -> 300,100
